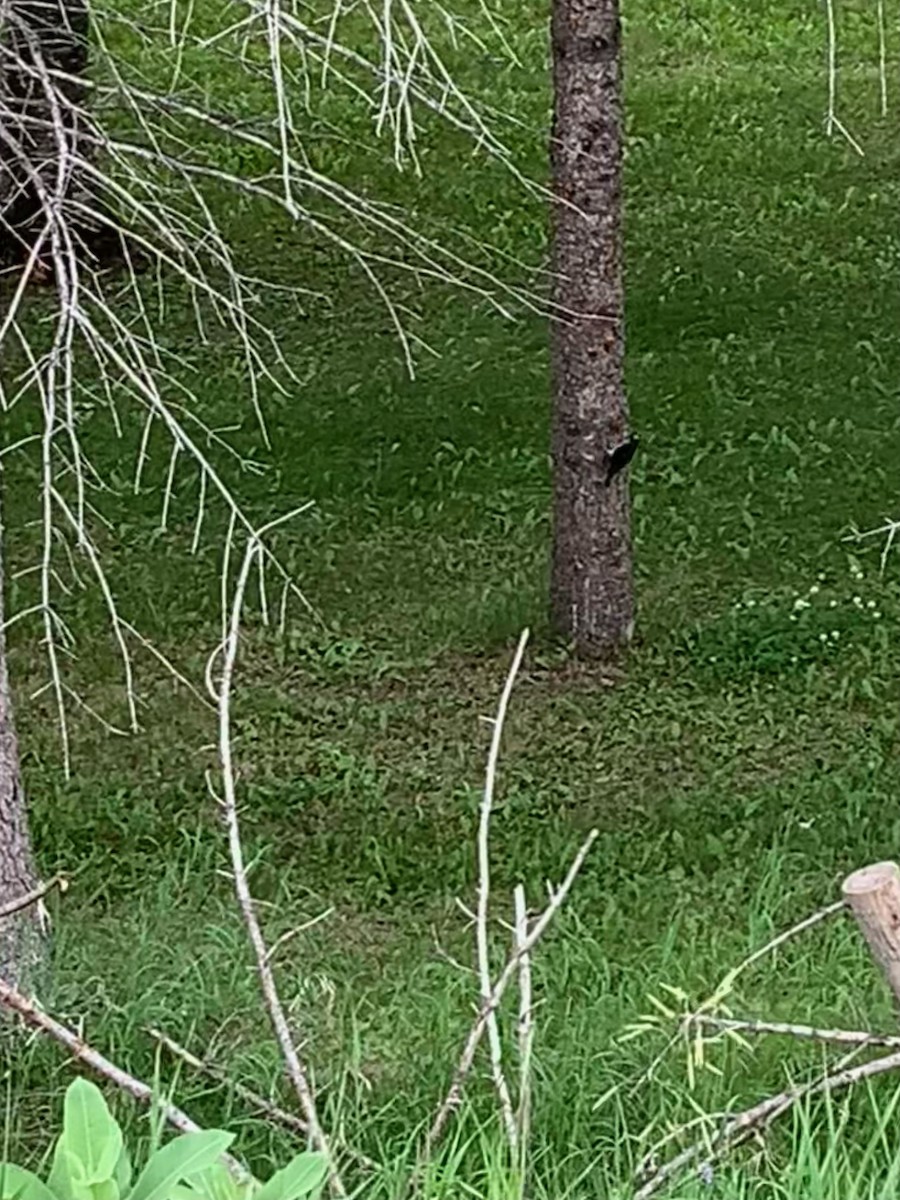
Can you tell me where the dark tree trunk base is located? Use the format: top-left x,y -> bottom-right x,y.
0,0 -> 150,290
0,218 -> 150,286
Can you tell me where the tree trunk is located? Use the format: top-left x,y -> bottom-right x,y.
549,0 -> 634,657
0,0 -> 97,271
0,506 -> 45,991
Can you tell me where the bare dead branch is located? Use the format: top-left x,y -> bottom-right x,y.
147,1026 -> 377,1171
513,883 -> 533,1161
697,899 -> 846,1015
630,897 -> 888,1197
148,1026 -> 311,1136
264,908 -> 335,965
426,827 -> 598,1153
209,532 -> 344,1196
690,1013 -> 900,1051
476,629 -> 529,1150
634,1046 -> 900,1199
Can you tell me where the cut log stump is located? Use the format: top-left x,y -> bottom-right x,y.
843,861 -> 900,1009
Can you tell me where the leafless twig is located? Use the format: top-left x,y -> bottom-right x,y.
475,629 -> 529,1150
147,1025 -> 377,1171
688,1013 -> 900,1050
820,0 -> 864,155
148,1025 -> 310,1136
208,530 -> 344,1195
513,883 -> 533,1165
612,900 -> 850,1106
825,0 -> 837,136
876,0 -> 888,116
630,899 -> 873,1197
697,899 -> 846,1015
421,631 -> 597,1157
426,827 -> 598,1153
634,1046 -> 900,1199
264,908 -> 335,965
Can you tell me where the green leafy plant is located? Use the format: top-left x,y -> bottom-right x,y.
0,1081 -> 326,1200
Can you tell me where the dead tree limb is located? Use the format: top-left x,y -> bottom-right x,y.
635,1046 -> 900,1199
209,531 -> 344,1196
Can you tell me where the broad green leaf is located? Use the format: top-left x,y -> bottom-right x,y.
130,1132 -> 234,1200
113,1146 -> 131,1199
62,1081 -> 123,1186
48,1144 -> 92,1200
181,1164 -> 239,1200
0,1164 -> 58,1200
252,1155 -> 327,1200
88,1181 -> 118,1200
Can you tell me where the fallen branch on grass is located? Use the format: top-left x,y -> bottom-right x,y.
634,1044 -> 900,1198
148,1027 -> 311,1137
636,867 -> 900,1197
0,981 -> 249,1180
613,899 -> 849,1108
689,1013 -> 900,1051
208,531 -> 344,1196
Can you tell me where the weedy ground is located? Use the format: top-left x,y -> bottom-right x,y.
6,0 -> 900,1196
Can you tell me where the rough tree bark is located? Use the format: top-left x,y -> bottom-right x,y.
0,508 -> 45,991
549,0 -> 634,657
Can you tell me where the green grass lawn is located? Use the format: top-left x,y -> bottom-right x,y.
7,0 -> 900,1196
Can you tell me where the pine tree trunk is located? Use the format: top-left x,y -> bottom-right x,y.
0,509 -> 44,991
549,0 -> 634,657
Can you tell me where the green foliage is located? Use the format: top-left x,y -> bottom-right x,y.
46,1081 -> 128,1200
0,1166 -> 58,1200
680,559 -> 897,686
3,1084 -> 324,1200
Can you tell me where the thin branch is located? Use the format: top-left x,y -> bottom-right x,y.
0,875 -> 67,920
264,908 -> 335,965
876,0 -> 888,116
696,899 -> 846,1015
147,1027 -> 377,1170
689,1013 -> 900,1050
425,827 -> 598,1153
825,0 -> 837,136
513,883 -> 533,1163
634,1046 -> 900,1199
209,532 -> 344,1195
476,629 -> 529,1151
148,1026 -> 310,1135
